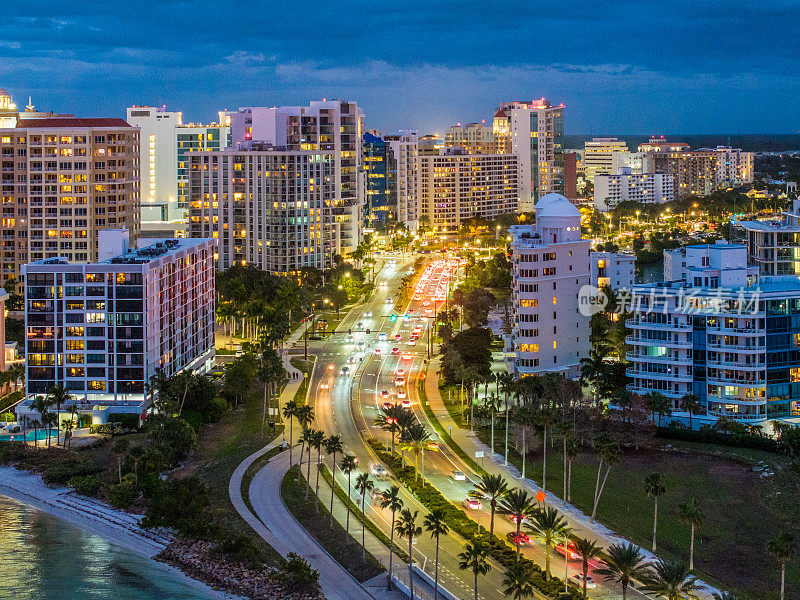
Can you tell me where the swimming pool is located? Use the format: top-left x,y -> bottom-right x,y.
0,429 -> 57,442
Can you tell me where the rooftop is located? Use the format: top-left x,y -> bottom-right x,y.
15,118 -> 132,129
738,219 -> 800,232
26,238 -> 213,269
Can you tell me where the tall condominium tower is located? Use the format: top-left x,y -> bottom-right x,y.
583,137 -> 628,183
493,99 -> 564,211
125,106 -> 228,238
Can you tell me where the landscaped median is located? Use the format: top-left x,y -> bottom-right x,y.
365,437 -> 582,600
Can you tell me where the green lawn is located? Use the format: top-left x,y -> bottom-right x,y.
475,423 -> 799,600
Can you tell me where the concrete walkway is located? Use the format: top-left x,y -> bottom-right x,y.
424,355 -> 722,599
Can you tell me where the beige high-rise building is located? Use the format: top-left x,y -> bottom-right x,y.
583,137 -> 628,183
444,123 -> 497,154
0,91 -> 139,286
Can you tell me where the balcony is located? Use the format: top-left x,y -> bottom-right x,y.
706,341 -> 765,352
628,319 -> 691,330
706,406 -> 766,422
626,336 -> 692,349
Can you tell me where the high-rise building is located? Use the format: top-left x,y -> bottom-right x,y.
418,135 -> 444,156
583,137 -> 628,183
594,169 -> 674,211
591,251 -> 636,290
126,106 -> 229,238
739,201 -> 800,276
363,132 -> 396,227
383,133 -> 419,229
563,151 -> 578,201
493,99 -> 564,211
226,100 -> 364,254
0,93 -> 140,287
509,193 -> 590,378
611,151 -> 646,175
418,150 -> 518,232
444,122 -> 497,154
625,242 -> 800,423
189,145 -> 336,275
19,231 -> 215,420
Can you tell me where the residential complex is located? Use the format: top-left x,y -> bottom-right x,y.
418,150 -> 518,232
1,96 -> 140,285
224,100 -> 364,254
125,106 -> 228,238
188,145 -> 337,274
444,122 -> 497,154
626,241 -> 800,422
363,132 -> 396,226
593,169 -> 674,211
591,250 -> 636,290
383,133 -> 419,229
18,231 -> 215,420
739,201 -> 800,276
493,99 -> 564,211
583,137 -> 628,183
508,193 -> 590,378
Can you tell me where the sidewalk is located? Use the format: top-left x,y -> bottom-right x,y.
424,356 -> 721,600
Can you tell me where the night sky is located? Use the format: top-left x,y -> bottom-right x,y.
1,1 -> 798,134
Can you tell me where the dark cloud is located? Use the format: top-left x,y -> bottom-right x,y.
0,1 -> 797,133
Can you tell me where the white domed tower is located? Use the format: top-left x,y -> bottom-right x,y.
535,192 -> 581,243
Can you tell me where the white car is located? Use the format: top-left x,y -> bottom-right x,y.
370,463 -> 389,479
452,470 -> 466,482
364,311 -> 373,318
407,339 -> 416,346
396,389 -> 407,399
571,574 -> 597,589
378,332 -> 388,341
463,498 -> 482,511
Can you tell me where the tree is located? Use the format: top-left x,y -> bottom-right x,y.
29,396 -> 49,448
579,348 -> 608,402
65,405 -> 80,449
277,552 -> 320,594
526,506 -> 570,580
591,434 -> 620,522
472,473 -> 508,541
423,509 -> 450,600
396,509 -> 422,599
324,434 -> 343,527
678,498 -> 704,571
647,392 -> 672,427
679,393 -> 702,430
47,385 -> 72,446
712,593 -> 740,600
298,428 -> 315,499
595,542 -> 649,600
536,407 -> 557,494
401,422 -> 430,479
355,473 -> 373,560
642,559 -> 700,600
458,539 -> 492,600
502,561 -> 535,599
295,404 -> 315,465
645,472 -> 667,552
309,429 -> 326,509
499,489 -> 536,557
768,531 -> 795,600
112,436 -> 130,484
340,454 -> 358,542
381,485 -> 404,590
574,537 -> 601,599
566,433 -> 580,503
282,399 -> 300,465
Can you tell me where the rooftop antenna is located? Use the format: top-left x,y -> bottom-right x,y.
25,97 -> 34,112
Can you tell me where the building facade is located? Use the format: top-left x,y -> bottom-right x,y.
418,151 -> 518,232
509,193 -> 590,378
583,137 -> 628,183
189,146 -> 337,275
494,99 -> 564,211
593,169 -> 674,211
363,132 -> 397,226
225,100 -> 364,254
1,114 -> 140,286
626,242 -> 800,423
19,232 -> 215,419
591,251 -> 635,290
126,106 -> 228,238
444,123 -> 497,154
383,133 -> 419,229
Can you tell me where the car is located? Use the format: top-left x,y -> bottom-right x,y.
422,300 -> 430,307
426,440 -> 440,451
407,339 -> 416,346
320,382 -> 330,390
327,363 -> 335,371
391,347 -> 400,355
554,541 -> 581,561
396,389 -> 407,399
347,356 -> 357,365
506,513 -> 527,525
400,399 -> 411,408
394,334 -> 402,342
370,463 -> 389,479
452,470 -> 466,481
374,348 -> 382,356
394,376 -> 406,385
395,369 -> 406,376
379,281 -> 388,288
378,332 -> 387,341
506,531 -> 531,546
410,334 -> 419,341
341,365 -> 350,376
364,311 -> 373,318
381,401 -> 393,411
463,498 -> 482,511
369,488 -> 386,503
385,298 -> 393,304
379,390 -> 390,399
570,574 -> 597,589
401,353 -> 412,361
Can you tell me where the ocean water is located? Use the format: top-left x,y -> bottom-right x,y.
0,494 -> 223,600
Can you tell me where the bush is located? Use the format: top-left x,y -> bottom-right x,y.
109,477 -> 139,509
42,456 -> 102,485
0,412 -> 15,422
107,413 -> 140,430
90,424 -> 121,436
277,552 -> 320,593
655,426 -> 779,453
142,475 -> 211,536
68,474 -> 101,496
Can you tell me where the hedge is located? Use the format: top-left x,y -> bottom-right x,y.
655,426 -> 780,453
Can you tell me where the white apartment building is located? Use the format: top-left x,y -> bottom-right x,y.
611,151 -> 646,175
591,251 -> 636,290
625,243 -> 800,423
19,231 -> 216,420
594,169 -> 674,211
383,132 -> 419,229
418,150 -> 519,232
583,137 -> 628,183
707,146 -> 754,188
189,146 -> 336,275
494,99 -> 564,211
225,100 -> 364,254
126,106 -> 229,238
739,200 -> 800,276
509,193 -> 590,378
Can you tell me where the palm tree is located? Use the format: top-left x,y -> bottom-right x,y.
375,410 -> 402,455
526,506 -> 570,580
591,434 -> 620,522
679,393 -> 701,430
309,429 -> 325,507
282,399 -> 299,464
324,435 -> 343,527
340,454 -> 358,542
645,472 -> 667,552
354,473 -> 373,560
595,542 -> 649,600
485,392 -> 502,455
423,509 -> 450,600
642,559 -> 700,600
502,561 -> 535,599
579,347 -> 608,402
536,407 -> 557,493
401,422 -> 430,479
295,404 -> 315,464
298,428 -> 315,499
499,488 -> 536,557
396,509 -> 422,599
30,396 -> 49,448
566,434 -> 579,503
473,473 -> 508,541
574,537 -> 601,599
458,539 -> 492,600
47,384 -> 72,446
678,497 -> 704,571
381,485 -> 404,590
768,531 -> 795,600
66,405 -> 80,449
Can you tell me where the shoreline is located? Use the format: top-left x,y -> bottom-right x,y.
0,465 -> 242,600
